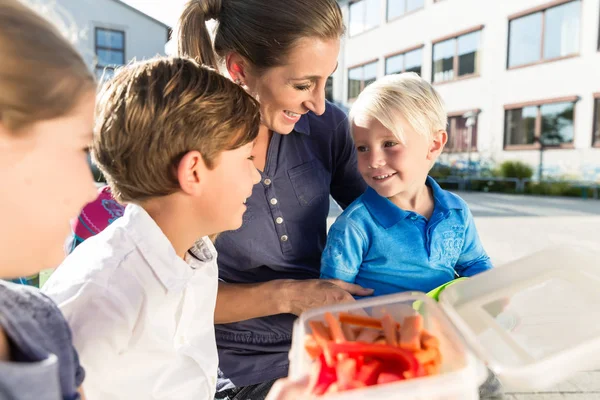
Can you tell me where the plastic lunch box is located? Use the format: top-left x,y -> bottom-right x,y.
289,245 -> 600,399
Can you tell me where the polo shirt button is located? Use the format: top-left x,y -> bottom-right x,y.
276,217 -> 284,224
270,198 -> 278,205
280,235 -> 288,242
411,215 -> 418,220
264,178 -> 272,185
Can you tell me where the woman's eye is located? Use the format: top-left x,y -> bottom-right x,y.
294,84 -> 312,91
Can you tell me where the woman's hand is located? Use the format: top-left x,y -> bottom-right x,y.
279,279 -> 373,316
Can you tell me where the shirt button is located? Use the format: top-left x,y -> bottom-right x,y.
411,215 -> 418,220
270,198 -> 278,205
276,217 -> 284,224
264,178 -> 272,186
280,235 -> 288,242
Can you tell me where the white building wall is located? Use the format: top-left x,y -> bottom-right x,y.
26,0 -> 169,72
336,0 -> 600,180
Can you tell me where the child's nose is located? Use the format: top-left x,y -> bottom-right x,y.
368,152 -> 385,169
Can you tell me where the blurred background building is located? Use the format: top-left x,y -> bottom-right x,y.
333,0 -> 600,180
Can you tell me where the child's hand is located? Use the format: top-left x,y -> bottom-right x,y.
280,279 -> 373,316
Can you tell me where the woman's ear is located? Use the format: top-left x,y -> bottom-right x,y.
176,150 -> 208,196
225,53 -> 248,84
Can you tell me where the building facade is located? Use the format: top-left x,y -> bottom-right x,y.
334,0 -> 600,180
25,0 -> 170,80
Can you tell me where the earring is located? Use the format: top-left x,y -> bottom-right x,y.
234,78 -> 243,86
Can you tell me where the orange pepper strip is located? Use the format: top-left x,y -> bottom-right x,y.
414,347 -> 438,364
338,312 -> 400,330
309,321 -> 335,366
325,312 -> 346,343
341,323 -> 356,342
381,314 -> 398,347
399,315 -> 423,351
421,329 -> 440,349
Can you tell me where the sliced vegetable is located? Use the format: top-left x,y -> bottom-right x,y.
305,312 -> 442,396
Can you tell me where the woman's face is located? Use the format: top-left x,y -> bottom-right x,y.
0,91 -> 97,278
243,37 -> 340,134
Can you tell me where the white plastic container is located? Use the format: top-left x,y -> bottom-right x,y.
289,246 -> 600,399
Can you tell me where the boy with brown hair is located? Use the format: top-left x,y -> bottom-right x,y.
43,57 -> 261,400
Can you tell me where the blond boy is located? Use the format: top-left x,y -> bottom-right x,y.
43,57 -> 261,400
320,73 -> 492,296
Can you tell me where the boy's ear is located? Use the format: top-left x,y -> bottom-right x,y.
427,130 -> 447,160
176,150 -> 207,196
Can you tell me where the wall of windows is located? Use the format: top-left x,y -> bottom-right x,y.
432,27 -> 482,83
445,113 -> 478,153
95,28 -> 125,80
387,0 -> 424,21
505,97 -> 577,149
348,61 -> 378,100
349,0 -> 380,36
385,46 -> 423,76
508,0 -> 580,68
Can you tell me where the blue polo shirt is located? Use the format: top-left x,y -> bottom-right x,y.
214,101 -> 367,389
321,176 -> 493,296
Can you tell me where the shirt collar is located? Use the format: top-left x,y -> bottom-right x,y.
427,176 -> 464,212
291,112 -> 311,135
363,177 -> 464,229
122,204 -> 214,293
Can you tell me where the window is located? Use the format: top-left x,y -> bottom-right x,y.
593,95 -> 600,147
349,0 -> 380,36
385,46 -> 423,76
508,0 -> 580,69
348,61 -> 377,100
325,77 -> 333,102
95,28 -> 125,80
504,97 -> 577,149
432,27 -> 482,83
387,0 -> 424,21
445,113 -> 478,153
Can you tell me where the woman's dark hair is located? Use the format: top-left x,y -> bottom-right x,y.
178,0 -> 344,73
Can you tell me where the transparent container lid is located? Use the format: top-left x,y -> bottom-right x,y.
440,245 -> 600,390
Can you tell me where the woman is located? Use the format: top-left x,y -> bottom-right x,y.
177,0 -> 369,398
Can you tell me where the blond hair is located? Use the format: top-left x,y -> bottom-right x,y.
349,73 -> 447,143
93,57 -> 260,204
0,0 -> 95,132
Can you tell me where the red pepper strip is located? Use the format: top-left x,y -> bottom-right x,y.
327,341 -> 424,378
335,358 -> 357,390
377,372 -> 404,384
309,354 -> 337,396
355,359 -> 382,386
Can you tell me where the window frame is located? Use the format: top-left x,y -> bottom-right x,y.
94,27 -> 126,79
347,59 -> 379,101
349,0 -> 380,37
503,96 -> 578,150
384,44 -> 424,76
431,25 -> 484,84
506,0 -> 581,70
386,0 -> 425,23
444,109 -> 480,153
593,93 -> 600,148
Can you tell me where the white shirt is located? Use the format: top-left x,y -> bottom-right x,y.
43,204 -> 219,400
